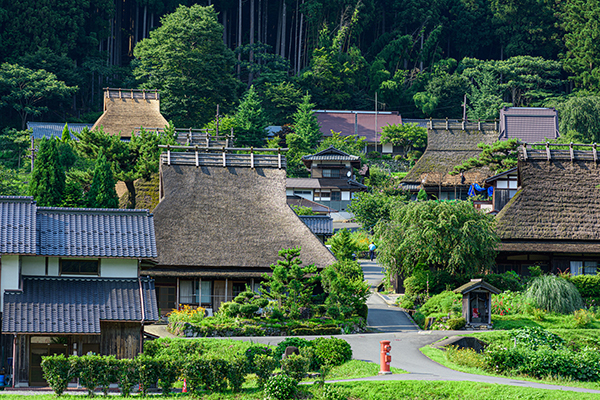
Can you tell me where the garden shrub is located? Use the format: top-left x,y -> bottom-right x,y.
254,354 -> 277,388
419,291 -> 462,316
227,355 -> 247,392
273,338 -> 311,361
492,291 -> 534,316
116,358 -> 139,397
569,274 -> 600,299
156,355 -> 180,395
447,317 -> 466,330
263,374 -> 298,400
144,337 -> 204,358
245,344 -> 273,373
136,354 -> 160,396
316,385 -> 348,400
312,337 -> 352,368
98,355 -> 119,396
473,271 -> 523,292
573,309 -> 593,327
445,346 -> 486,369
71,354 -> 104,396
526,275 -> 584,314
508,327 -> 565,350
399,294 -> 416,309
183,355 -> 229,393
168,304 -> 205,324
299,346 -> 318,371
40,354 -> 73,396
281,353 -> 309,381
240,303 -> 260,317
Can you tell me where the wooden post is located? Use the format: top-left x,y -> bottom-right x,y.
199,278 -> 202,305
445,117 -> 449,130
225,278 -> 228,303
250,147 -> 255,169
195,146 -> 199,167
176,278 -> 180,309
570,142 -> 574,161
461,119 -> 465,130
594,143 -> 597,164
478,119 -> 481,131
522,143 -> 528,160
222,146 -> 226,167
546,142 -> 551,161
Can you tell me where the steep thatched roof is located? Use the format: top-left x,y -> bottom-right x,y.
401,128 -> 498,187
496,148 -> 600,252
92,88 -> 168,138
152,154 -> 337,272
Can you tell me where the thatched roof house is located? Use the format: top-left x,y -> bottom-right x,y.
147,147 -> 336,312
495,144 -> 600,276
401,122 -> 498,200
92,88 -> 168,139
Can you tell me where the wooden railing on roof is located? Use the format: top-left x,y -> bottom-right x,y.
133,127 -> 234,147
159,144 -> 288,169
521,142 -> 599,163
104,87 -> 159,100
427,118 -> 499,132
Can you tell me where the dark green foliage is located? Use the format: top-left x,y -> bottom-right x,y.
61,179 -> 85,208
28,138 -> 65,206
451,139 -> 519,176
447,317 -> 466,330
0,127 -> 28,169
509,327 -> 565,350
286,94 -> 322,178
555,96 -> 600,143
474,272 -> 523,293
86,149 -> 118,208
245,344 -> 273,373
70,354 -> 103,397
227,355 -> 247,392
526,275 -> 584,314
156,355 -> 180,395
144,337 -> 204,358
348,190 -> 408,232
416,189 -> 428,201
326,229 -> 357,261
419,291 -> 462,317
183,355 -> 229,393
380,123 -> 427,156
569,274 -> 600,300
273,338 -> 311,361
312,337 -> 353,368
233,85 -> 268,147
321,260 -> 370,319
40,354 -> 73,396
116,358 -> 138,397
253,354 -> 278,389
263,374 -> 298,400
136,354 -> 160,396
98,356 -> 119,397
281,353 -> 310,381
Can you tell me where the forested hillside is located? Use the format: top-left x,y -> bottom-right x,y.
2,0 -> 599,131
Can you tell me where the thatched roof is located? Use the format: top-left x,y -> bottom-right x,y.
92,88 -> 168,138
496,148 -> 600,252
152,156 -> 337,272
401,128 -> 498,187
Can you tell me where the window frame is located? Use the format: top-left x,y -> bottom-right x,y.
59,259 -> 100,276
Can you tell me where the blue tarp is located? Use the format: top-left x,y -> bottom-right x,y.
468,183 -> 493,198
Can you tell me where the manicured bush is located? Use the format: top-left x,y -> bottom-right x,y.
98,355 -> 119,396
156,355 -> 180,395
240,303 -> 260,317
40,354 -> 73,396
273,337 -> 311,361
263,374 -> 298,400
526,275 -> 584,314
569,274 -> 600,298
281,353 -> 310,381
116,358 -> 139,397
419,291 -> 462,316
312,337 -> 352,368
144,337 -> 204,358
136,354 -> 160,396
71,354 -> 104,396
447,317 -> 466,330
183,355 -> 229,393
254,354 -> 278,389
227,355 -> 247,392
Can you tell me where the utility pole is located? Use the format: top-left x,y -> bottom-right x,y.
215,105 -> 221,136
462,94 -> 467,122
26,135 -> 37,172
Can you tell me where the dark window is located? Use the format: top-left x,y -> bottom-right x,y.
60,259 -> 99,275
232,282 -> 247,297
331,191 -> 341,201
323,169 -> 340,178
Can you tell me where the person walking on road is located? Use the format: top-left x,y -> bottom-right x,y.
369,242 -> 377,261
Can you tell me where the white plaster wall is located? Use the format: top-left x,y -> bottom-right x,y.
100,259 -> 138,278
21,256 -> 45,276
382,143 -> 393,153
1,255 -> 21,310
286,189 -> 294,196
48,258 -> 59,276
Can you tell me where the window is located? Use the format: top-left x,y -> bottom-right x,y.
293,190 -> 311,196
180,280 -> 199,303
200,281 -> 212,304
322,169 -> 340,178
60,259 -> 99,275
331,191 -> 341,201
584,261 -> 598,275
232,282 -> 246,297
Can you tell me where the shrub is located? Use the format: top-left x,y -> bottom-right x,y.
254,354 -> 277,389
156,355 -> 180,395
508,326 -> 565,350
492,291 -> 533,316
574,309 -> 594,327
419,291 -> 462,316
263,374 -> 298,400
474,271 -> 523,292
168,304 -> 205,324
526,275 -> 584,314
116,358 -> 139,397
273,338 -> 311,361
447,317 -> 466,330
569,274 -> 600,299
227,355 -> 247,392
281,353 -> 309,381
399,294 -> 415,309
245,344 -> 273,373
312,337 -> 352,368
240,303 -> 260,317
98,356 -> 119,396
136,354 -> 160,396
71,354 -> 104,396
144,338 -> 204,358
40,354 -> 73,396
445,346 -> 486,369
315,385 -> 348,400
183,355 -> 229,393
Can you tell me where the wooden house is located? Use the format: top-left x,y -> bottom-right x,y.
484,167 -> 519,213
286,147 -> 367,212
454,279 -> 501,327
495,144 -> 600,275
92,88 -> 169,140
147,146 -> 337,314
400,121 -> 498,200
0,196 -> 158,387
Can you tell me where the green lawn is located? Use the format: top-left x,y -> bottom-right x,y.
492,313 -> 600,330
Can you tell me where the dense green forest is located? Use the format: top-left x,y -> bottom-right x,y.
3,0 -> 600,203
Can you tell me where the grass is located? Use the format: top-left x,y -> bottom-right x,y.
303,359 -> 407,382
5,381 -> 600,400
421,343 -> 600,391
492,313 -> 600,330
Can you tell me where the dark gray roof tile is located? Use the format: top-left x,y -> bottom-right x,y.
0,196 -> 36,254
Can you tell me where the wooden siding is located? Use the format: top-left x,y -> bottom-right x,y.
100,322 -> 142,359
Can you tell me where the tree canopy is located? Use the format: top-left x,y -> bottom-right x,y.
28,138 -> 65,207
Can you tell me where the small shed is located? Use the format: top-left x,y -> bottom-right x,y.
453,279 -> 501,326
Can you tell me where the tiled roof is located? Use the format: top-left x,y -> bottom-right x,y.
302,146 -> 361,162
37,207 -> 157,258
299,215 -> 334,235
286,195 -> 337,213
3,276 -> 159,334
27,122 -> 93,140
286,178 -> 367,190
0,197 -> 157,258
499,107 -> 559,142
315,110 -> 403,143
0,196 -> 37,254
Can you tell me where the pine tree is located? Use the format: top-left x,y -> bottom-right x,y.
28,138 -> 65,206
417,188 -> 428,201
61,123 -> 71,142
61,179 -> 84,208
86,150 -> 119,208
292,94 -> 321,149
233,85 -> 268,147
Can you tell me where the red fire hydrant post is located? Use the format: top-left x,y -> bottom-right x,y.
379,340 -> 392,375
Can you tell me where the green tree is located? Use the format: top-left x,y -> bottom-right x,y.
417,188 -> 428,201
261,248 -> 318,318
326,229 -> 358,261
61,179 -> 85,208
0,165 -> 25,196
86,150 -> 119,208
380,123 -> 427,156
0,63 -> 77,129
262,82 -> 304,126
0,128 -> 29,169
317,131 -> 366,158
348,191 -> 406,232
554,96 -> 600,143
291,205 -> 315,215
28,138 -> 65,206
451,139 -> 519,175
320,260 -> 370,318
374,200 -> 499,279
134,5 -> 240,128
285,94 -> 322,178
233,85 -> 268,147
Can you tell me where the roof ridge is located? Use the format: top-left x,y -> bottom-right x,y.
37,206 -> 151,215
0,196 -> 35,202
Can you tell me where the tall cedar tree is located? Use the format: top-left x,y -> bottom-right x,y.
285,94 -> 321,177
326,229 -> 358,261
233,85 -> 268,147
260,247 -> 317,318
86,150 -> 119,208
28,138 -> 65,206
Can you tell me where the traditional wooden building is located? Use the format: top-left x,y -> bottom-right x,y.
400,121 -> 498,199
286,147 -> 367,212
454,279 -> 501,328
0,196 -> 158,387
498,107 -> 559,142
92,88 -> 169,139
495,144 -> 600,275
147,146 -> 336,314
